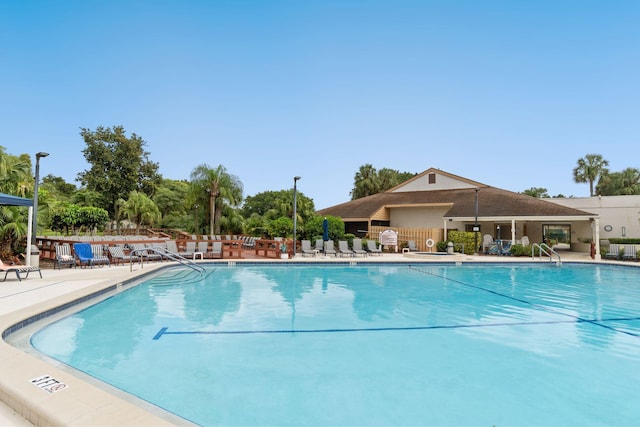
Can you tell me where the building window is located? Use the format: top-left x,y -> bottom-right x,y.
428,173 -> 436,184
542,224 -> 571,247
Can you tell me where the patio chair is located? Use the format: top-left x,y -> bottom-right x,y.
91,244 -> 111,267
407,240 -> 419,252
366,240 -> 383,255
210,241 -> 223,259
54,242 -> 76,269
108,246 -> 139,266
520,236 -> 530,246
314,239 -> 324,253
197,241 -> 210,259
301,240 -> 316,257
338,240 -> 355,257
324,240 -> 337,257
623,244 -> 637,261
180,241 -> 197,258
352,239 -> 367,257
482,234 -> 494,253
73,243 -> 94,268
605,243 -> 620,260
1,259 -> 42,282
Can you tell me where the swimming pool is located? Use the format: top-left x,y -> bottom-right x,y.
31,263 -> 640,426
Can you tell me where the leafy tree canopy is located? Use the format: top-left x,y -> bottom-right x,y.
77,125 -> 162,216
522,187 -> 549,198
351,164 -> 416,200
596,168 -> 640,196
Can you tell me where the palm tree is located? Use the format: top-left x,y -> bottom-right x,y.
596,168 -> 640,196
573,154 -> 609,196
119,191 -> 161,234
190,164 -> 243,234
351,164 -> 379,199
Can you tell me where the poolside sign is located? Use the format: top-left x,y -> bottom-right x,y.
30,375 -> 68,393
379,229 -> 398,251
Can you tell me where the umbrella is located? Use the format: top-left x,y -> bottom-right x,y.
322,218 -> 329,241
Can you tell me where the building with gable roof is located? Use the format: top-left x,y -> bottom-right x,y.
318,168 -> 602,257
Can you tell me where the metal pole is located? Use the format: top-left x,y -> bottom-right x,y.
32,152 -> 49,245
293,176 -> 301,256
474,187 -> 479,255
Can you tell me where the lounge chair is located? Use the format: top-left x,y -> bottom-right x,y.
352,239 -> 367,257
324,241 -> 337,257
73,243 -> 94,268
407,240 -> 419,252
605,243 -> 620,260
366,240 -> 382,255
314,239 -> 324,254
338,240 -> 355,257
197,241 -> 210,258
91,244 -> 111,267
301,240 -> 316,257
54,242 -> 76,269
179,241 -> 197,258
210,241 -> 223,259
144,243 -> 164,262
0,259 -> 42,282
623,244 -> 637,261
165,240 -> 180,255
108,246 -> 139,265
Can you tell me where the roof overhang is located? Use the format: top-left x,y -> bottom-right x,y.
444,215 -> 598,222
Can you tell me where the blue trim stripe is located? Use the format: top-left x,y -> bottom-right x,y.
153,316 -> 640,339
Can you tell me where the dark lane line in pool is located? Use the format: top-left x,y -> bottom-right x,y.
152,316 -> 640,339
408,265 -> 640,338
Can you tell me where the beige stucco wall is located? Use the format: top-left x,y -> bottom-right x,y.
390,206 -> 451,228
550,195 -> 640,239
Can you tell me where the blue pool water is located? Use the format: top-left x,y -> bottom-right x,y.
32,263 -> 640,426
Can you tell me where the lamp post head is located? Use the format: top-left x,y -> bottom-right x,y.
36,152 -> 49,160
294,176 -> 301,182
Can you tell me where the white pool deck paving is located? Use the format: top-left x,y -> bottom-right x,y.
0,251 -> 619,426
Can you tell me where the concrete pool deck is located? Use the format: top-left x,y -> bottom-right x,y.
0,251 -> 612,425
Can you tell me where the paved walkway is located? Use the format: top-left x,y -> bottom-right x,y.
0,251 -> 603,425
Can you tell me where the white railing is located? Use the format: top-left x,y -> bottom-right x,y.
532,243 -> 561,265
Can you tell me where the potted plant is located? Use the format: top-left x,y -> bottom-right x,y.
280,242 -> 288,259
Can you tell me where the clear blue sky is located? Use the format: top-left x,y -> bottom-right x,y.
1,1 -> 639,209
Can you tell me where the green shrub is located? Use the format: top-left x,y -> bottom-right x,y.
447,231 -> 480,255
509,244 -> 530,257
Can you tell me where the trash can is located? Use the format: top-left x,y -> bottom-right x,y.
30,244 -> 40,268
447,242 -> 454,255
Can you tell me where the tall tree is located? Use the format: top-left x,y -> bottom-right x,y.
351,164 -> 380,199
573,154 -> 609,196
77,126 -> 162,217
190,164 -> 243,234
596,168 -> 640,196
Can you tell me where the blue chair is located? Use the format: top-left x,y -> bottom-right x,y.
73,243 -> 94,268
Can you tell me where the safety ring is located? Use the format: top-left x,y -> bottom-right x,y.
426,238 -> 435,248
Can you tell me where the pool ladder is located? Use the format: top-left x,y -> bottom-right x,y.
130,247 -> 206,274
531,243 -> 562,265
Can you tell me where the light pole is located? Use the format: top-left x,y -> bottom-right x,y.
32,152 -> 49,246
474,187 -> 479,255
293,176 -> 301,257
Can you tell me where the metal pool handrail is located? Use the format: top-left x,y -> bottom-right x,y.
130,247 -> 206,274
532,243 -> 562,265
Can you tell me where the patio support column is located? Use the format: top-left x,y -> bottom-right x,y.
443,219 -> 448,241
511,219 -> 516,244
593,217 -> 601,260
